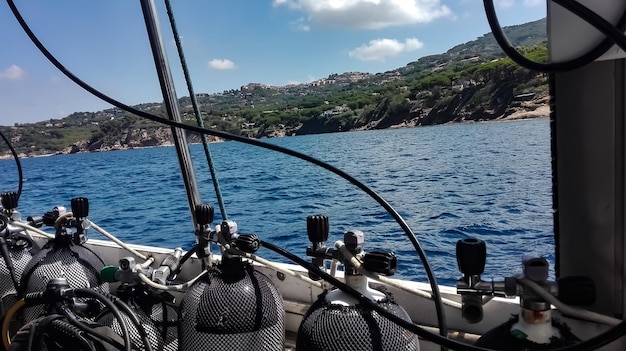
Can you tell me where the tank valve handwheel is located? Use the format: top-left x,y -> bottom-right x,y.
71,197 -> 89,218
235,234 -> 260,253
363,249 -> 397,276
195,204 -> 214,225
0,191 -> 18,210
456,238 -> 486,276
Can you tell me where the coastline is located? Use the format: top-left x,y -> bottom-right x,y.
0,108 -> 549,161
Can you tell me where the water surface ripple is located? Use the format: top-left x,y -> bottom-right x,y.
0,118 -> 553,286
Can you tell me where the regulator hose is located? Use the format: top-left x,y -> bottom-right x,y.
5,0 -> 448,341
95,291 -> 154,351
9,0 -> 626,350
259,239 -> 626,351
74,288 -> 135,351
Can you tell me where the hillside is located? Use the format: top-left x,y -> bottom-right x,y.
0,18 -> 548,158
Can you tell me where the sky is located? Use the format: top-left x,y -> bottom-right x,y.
0,0 -> 547,126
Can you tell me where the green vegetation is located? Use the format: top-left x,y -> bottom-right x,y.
0,19 -> 549,157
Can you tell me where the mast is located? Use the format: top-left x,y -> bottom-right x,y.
140,0 -> 201,229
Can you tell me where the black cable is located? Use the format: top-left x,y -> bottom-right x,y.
59,305 -> 124,351
100,292 -> 154,351
5,0 -> 448,339
260,239 -> 626,351
75,289 -> 132,351
11,0 -> 626,349
483,0 -> 626,73
0,236 -> 20,292
174,243 -> 198,275
552,0 -> 626,53
0,129 -> 23,200
259,239 -> 482,351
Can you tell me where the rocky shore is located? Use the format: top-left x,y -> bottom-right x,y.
0,95 -> 548,161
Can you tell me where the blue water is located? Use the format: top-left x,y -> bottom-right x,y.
0,118 -> 554,286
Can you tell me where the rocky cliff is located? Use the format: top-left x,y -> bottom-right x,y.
292,80 -> 548,136
60,127 -> 213,155
58,81 -> 548,156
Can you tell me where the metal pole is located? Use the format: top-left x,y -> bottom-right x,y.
140,0 -> 201,229
164,0 -> 228,220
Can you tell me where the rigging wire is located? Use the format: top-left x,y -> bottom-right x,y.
163,0 -> 228,221
0,129 -> 23,201
482,0 -> 626,73
5,0 -> 448,339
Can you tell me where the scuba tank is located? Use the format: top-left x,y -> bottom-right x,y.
98,253 -> 181,351
297,215 -> 419,351
178,204 -> 285,351
8,278 -> 141,351
0,192 -> 34,319
18,197 -> 108,323
455,238 -> 592,350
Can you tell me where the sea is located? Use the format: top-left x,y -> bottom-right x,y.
0,118 -> 553,286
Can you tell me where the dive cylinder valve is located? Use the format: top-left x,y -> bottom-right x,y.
456,238 -> 591,349
297,214 -> 419,351
9,277 -> 140,351
19,197 -> 108,324
99,253 -> 180,351
0,191 -> 34,319
179,203 -> 285,351
194,203 -> 215,266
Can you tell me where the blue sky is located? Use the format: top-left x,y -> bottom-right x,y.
0,0 -> 546,126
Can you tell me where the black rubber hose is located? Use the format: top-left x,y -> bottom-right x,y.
5,0 -> 448,340
99,292 -> 154,351
0,236 -> 20,291
260,239 -> 626,351
552,0 -> 626,53
175,243 -> 198,275
483,0 -> 626,73
59,305 -> 123,351
75,288 -> 132,351
0,129 -> 23,200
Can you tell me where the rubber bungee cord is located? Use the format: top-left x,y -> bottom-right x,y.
164,0 -> 228,221
0,129 -> 23,201
10,0 -> 626,349
5,0 -> 448,340
483,0 -> 626,73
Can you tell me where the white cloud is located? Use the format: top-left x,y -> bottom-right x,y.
0,65 -> 25,80
290,18 -> 311,31
523,0 -> 543,6
349,38 -> 423,61
208,59 -> 236,70
495,0 -> 514,9
274,0 -> 452,29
